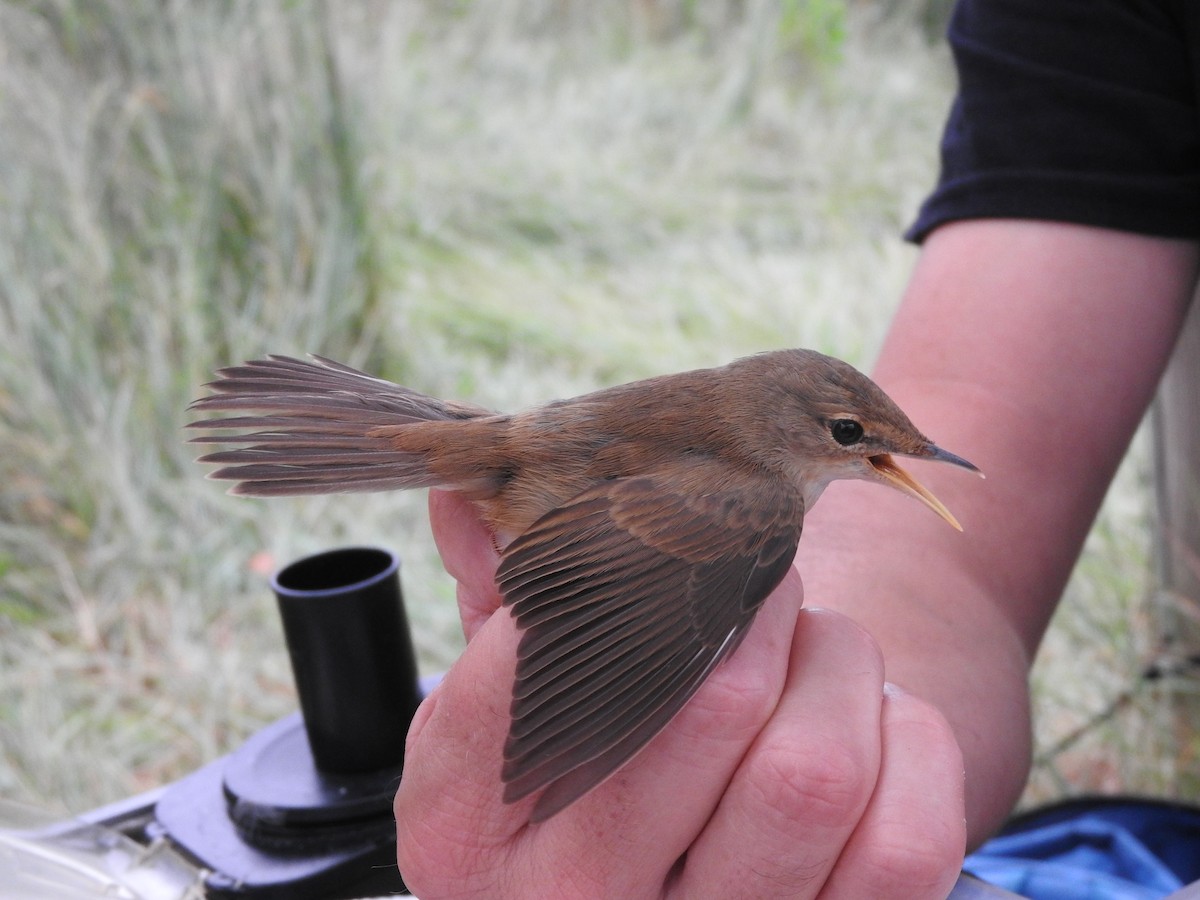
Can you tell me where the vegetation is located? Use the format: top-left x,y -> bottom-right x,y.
0,0 -> 1188,817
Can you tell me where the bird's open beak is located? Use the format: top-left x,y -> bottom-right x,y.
868,447 -> 980,532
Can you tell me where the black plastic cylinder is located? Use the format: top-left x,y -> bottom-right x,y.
272,546 -> 421,774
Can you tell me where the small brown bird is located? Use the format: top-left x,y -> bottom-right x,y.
188,349 -> 978,822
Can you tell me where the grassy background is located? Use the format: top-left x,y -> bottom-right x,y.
0,0 -> 1192,819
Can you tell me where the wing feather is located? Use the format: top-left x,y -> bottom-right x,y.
496,467 -> 803,821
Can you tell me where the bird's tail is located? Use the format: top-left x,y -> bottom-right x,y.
187,355 -> 495,497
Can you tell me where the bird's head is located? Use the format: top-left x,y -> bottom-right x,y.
742,349 -> 982,529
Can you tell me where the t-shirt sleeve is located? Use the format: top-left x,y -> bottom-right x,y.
907,0 -> 1200,242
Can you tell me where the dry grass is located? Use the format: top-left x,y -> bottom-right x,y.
0,0 -> 1191,822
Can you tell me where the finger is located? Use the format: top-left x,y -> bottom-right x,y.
394,608 -> 528,898
429,489 -> 503,640
526,566 -> 806,897
674,607 -> 886,899
818,684 -> 966,900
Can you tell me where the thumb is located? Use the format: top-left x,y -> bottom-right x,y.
429,489 -> 504,641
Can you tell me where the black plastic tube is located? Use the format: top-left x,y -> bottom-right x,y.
272,546 -> 422,774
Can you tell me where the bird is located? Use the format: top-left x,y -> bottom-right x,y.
187,348 -> 980,822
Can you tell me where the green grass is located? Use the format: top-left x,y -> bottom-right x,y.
0,0 -> 1191,821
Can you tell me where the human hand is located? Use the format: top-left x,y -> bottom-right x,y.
393,489 -> 966,898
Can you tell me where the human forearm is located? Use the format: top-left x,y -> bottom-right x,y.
799,219 -> 1199,846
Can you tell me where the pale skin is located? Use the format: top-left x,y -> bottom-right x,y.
393,219 -> 1200,898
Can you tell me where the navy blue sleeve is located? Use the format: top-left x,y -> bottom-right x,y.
907,0 -> 1200,242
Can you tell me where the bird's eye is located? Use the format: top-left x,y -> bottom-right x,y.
830,419 -> 864,446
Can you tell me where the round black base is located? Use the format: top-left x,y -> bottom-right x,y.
222,713 -> 402,852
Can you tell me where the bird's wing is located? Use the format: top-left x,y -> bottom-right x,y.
496,465 -> 803,822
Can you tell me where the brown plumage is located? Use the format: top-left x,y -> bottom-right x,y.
188,349 -> 979,822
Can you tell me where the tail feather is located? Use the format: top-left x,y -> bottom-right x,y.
187,355 -> 495,497
188,419 -> 401,440
190,354 -> 490,423
201,447 -> 425,468
221,461 -> 440,495
188,401 -> 411,428
231,474 -> 439,497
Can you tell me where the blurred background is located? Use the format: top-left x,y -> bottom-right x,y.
0,0 -> 1192,821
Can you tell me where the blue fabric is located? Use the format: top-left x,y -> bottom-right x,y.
964,799 -> 1200,899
